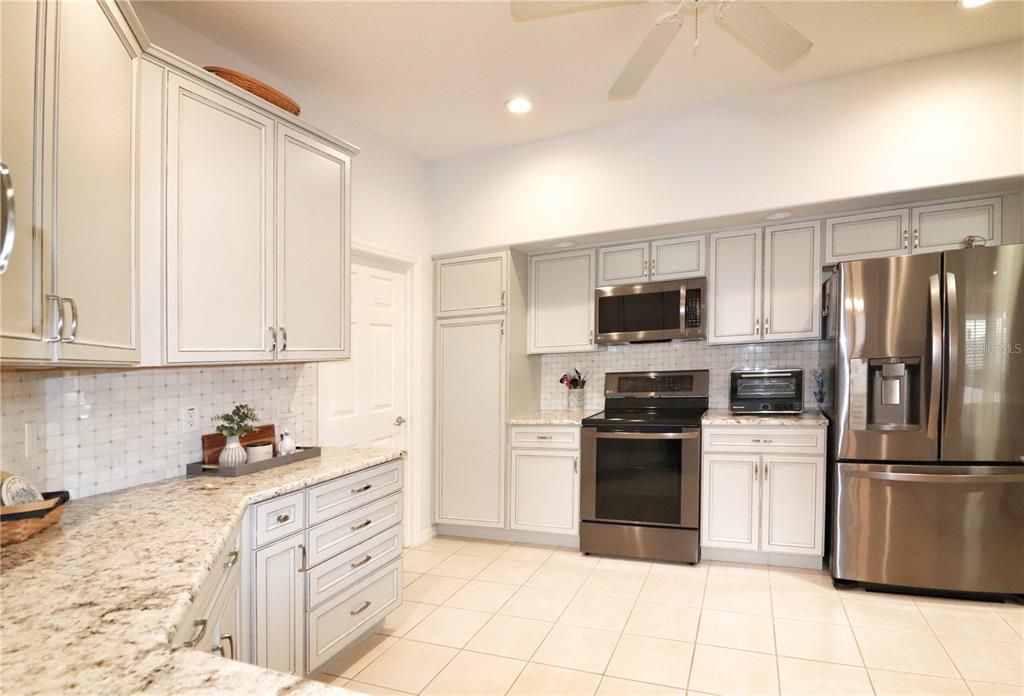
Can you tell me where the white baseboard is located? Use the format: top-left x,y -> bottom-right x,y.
435,523 -> 579,549
701,547 -> 824,570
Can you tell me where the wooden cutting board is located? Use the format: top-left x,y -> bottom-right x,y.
201,424 -> 276,468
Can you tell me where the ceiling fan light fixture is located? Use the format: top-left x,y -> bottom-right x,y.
505,96 -> 533,114
958,0 -> 992,7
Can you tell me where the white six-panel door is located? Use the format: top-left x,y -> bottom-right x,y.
528,249 -> 594,354
701,453 -> 760,550
763,222 -> 821,342
761,454 -> 824,555
708,228 -> 763,344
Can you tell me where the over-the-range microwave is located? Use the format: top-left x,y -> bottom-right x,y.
594,278 -> 706,344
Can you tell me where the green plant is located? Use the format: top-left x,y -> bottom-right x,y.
213,403 -> 259,438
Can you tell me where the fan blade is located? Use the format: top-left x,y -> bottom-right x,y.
608,10 -> 684,100
715,1 -> 812,72
511,0 -> 646,22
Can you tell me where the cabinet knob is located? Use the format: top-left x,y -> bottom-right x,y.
276,513 -> 290,523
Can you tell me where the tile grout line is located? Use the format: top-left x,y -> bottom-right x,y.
683,563 -> 712,693
593,561 -> 654,687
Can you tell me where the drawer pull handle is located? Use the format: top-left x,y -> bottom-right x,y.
752,438 -> 774,444
223,551 -> 239,569
221,634 -> 234,660
183,619 -> 207,648
351,555 -> 373,569
535,435 -> 553,440
276,513 -> 291,524
352,483 -> 373,494
350,600 -> 372,616
351,519 -> 373,531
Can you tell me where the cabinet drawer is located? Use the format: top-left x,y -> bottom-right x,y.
307,493 -> 403,568
509,426 -> 580,449
253,491 -> 305,548
174,529 -> 241,647
307,525 -> 402,609
307,459 -> 403,526
307,559 -> 402,673
703,427 -> 825,454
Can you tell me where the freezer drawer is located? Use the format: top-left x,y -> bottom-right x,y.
833,462 -> 1024,594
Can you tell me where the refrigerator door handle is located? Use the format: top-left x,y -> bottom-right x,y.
944,272 -> 960,435
927,273 -> 941,440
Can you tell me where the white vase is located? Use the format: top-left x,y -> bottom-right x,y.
219,435 -> 248,470
567,389 -> 585,411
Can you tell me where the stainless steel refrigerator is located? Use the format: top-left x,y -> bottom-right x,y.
826,243 -> 1024,595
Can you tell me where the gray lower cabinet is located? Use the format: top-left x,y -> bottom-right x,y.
254,533 -> 306,674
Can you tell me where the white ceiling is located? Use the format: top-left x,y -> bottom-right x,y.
139,0 -> 1023,161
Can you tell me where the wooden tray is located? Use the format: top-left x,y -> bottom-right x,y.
0,491 -> 70,545
186,447 -> 321,478
201,424 -> 276,468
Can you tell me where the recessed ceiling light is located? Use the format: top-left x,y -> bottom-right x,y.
958,0 -> 991,8
553,240 -> 576,248
764,211 -> 793,221
505,97 -> 533,114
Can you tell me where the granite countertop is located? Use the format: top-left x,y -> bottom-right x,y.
0,447 -> 403,695
702,409 -> 829,426
508,409 -> 598,426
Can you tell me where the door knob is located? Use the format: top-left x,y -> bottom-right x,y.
394,416 -> 406,426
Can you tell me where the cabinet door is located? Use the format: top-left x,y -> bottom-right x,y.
435,316 -> 506,527
510,449 -> 579,535
707,228 -> 762,345
0,0 -> 51,361
650,236 -> 705,280
254,533 -> 305,675
912,197 -> 1001,253
824,209 -> 909,263
761,454 -> 824,556
276,125 -> 351,360
435,251 -> 507,317
528,250 -> 594,354
763,222 -> 821,341
598,242 -> 648,285
209,566 -> 242,661
47,0 -> 141,363
166,73 -> 275,363
700,453 -> 760,551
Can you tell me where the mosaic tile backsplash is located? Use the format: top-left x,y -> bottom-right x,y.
540,340 -> 833,411
1,364 -> 318,499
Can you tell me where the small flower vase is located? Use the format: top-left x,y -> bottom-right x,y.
567,388 -> 585,411
219,435 -> 248,470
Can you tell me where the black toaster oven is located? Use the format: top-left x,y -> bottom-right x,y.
730,369 -> 804,414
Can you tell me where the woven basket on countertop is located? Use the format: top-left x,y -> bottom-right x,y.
204,66 -> 301,116
0,491 -> 70,545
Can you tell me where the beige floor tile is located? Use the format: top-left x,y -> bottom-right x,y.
842,594 -> 932,632
624,602 -> 700,642
403,574 -> 468,605
774,617 -> 862,666
996,607 -> 1024,639
476,558 -> 541,585
545,548 -> 601,569
378,601 -> 436,636
501,544 -> 556,563
525,564 -> 592,592
421,650 -> 525,696
402,549 -> 452,573
605,633 -> 694,689
768,568 -> 834,593
854,625 -> 959,678
940,635 -> 1024,686
413,537 -> 469,554
500,585 -> 576,621
707,563 -> 771,587
465,614 -> 553,660
702,582 -> 772,617
771,588 -> 849,625
919,604 -> 1023,643
580,569 -> 647,600
402,571 -> 422,588
320,633 -> 398,678
353,639 -> 457,694
344,680 -> 415,695
595,557 -> 653,574
507,663 -> 602,696
443,579 -> 519,613
560,592 -> 635,632
649,562 -> 708,579
427,553 -> 494,580
533,623 -> 621,674
404,606 -> 491,648
638,575 -> 705,608
596,676 -> 685,695
869,669 -> 972,696
455,540 -> 512,558
697,609 -> 775,654
966,680 -> 1024,696
777,657 -> 873,696
688,644 -> 779,696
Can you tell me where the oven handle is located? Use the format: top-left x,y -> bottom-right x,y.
582,430 -> 699,440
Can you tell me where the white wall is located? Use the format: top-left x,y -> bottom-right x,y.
429,40 -> 1024,254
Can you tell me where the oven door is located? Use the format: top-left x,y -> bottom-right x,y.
580,428 -> 700,529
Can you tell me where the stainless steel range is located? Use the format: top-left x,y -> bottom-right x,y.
580,370 -> 708,564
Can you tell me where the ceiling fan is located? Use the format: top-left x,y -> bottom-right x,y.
511,0 -> 813,100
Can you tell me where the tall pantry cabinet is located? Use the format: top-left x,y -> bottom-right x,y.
434,251 -> 539,529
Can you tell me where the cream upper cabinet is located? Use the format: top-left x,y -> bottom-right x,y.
275,125 -> 351,360
598,242 -> 648,285
528,249 -> 595,354
707,228 -> 763,344
651,236 -> 705,280
763,222 -> 821,342
165,73 -> 276,363
761,454 -> 824,555
912,197 -> 1001,252
825,209 -> 909,263
701,452 -> 760,551
509,449 -> 579,535
435,315 -> 506,527
435,251 -> 507,317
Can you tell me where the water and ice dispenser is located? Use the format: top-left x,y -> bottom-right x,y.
849,357 -> 922,431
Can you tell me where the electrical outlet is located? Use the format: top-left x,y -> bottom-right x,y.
181,406 -> 199,433
24,422 -> 37,459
